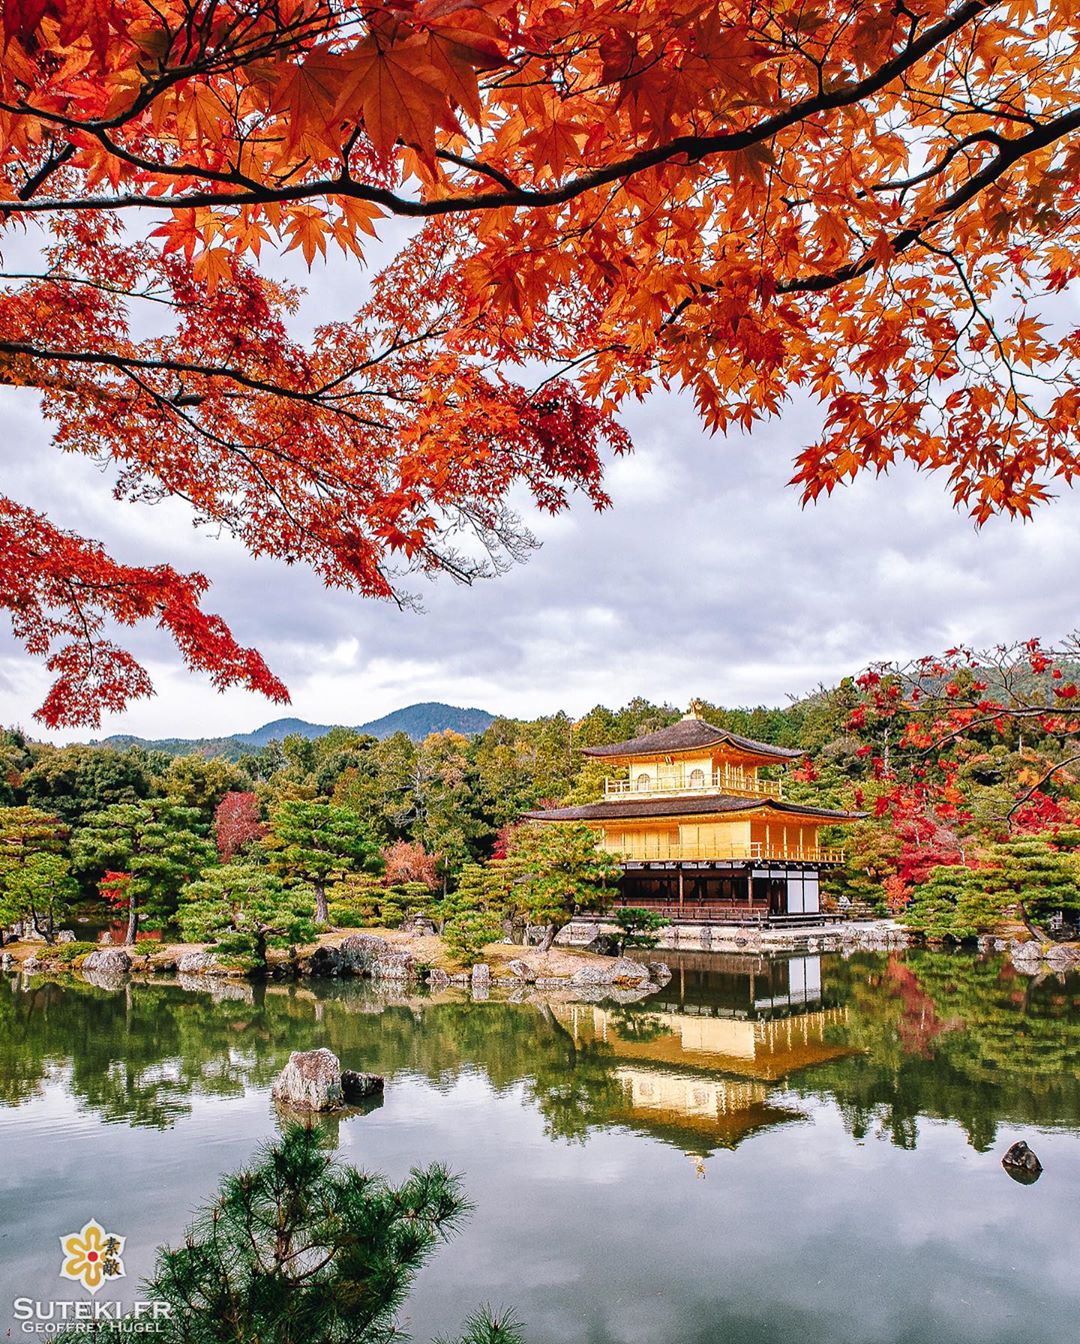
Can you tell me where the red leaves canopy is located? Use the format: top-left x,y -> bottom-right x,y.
2,0 -> 1079,722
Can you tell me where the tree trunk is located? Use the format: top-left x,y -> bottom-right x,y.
314,882 -> 329,926
538,922 -> 556,953
125,894 -> 139,946
1016,899 -> 1047,943
30,902 -> 55,945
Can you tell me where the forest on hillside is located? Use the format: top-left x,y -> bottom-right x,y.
4,638 -> 1080,954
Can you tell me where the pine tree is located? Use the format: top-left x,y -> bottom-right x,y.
441,863 -> 507,966
902,866 -> 986,940
73,799 -> 214,943
177,866 -> 317,973
57,1126 -> 523,1344
985,837 -> 1080,939
265,801 -> 382,925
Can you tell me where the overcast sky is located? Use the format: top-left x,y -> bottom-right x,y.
3,244 -> 1079,744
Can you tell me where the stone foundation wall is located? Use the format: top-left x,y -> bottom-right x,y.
558,918 -> 910,955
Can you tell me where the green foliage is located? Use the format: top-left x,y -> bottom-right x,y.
22,744 -> 154,828
72,799 -> 214,941
328,874 -> 435,930
265,800 -> 382,923
611,907 -> 666,955
902,865 -> 994,940
57,1125 -> 523,1344
177,866 -> 318,972
159,755 -> 245,819
985,835 -> 1080,934
0,806 -> 78,942
506,823 -> 621,945
441,863 -> 507,965
48,940 -> 99,963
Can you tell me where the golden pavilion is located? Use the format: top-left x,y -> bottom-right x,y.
525,706 -> 860,922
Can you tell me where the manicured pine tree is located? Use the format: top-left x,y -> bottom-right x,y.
440,862 -> 508,966
177,866 -> 318,973
902,865 -> 986,940
985,836 -> 1080,939
265,800 -> 382,924
505,823 -> 622,952
73,799 -> 215,943
0,806 -> 78,943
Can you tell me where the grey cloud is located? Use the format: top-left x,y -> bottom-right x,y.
2,282 -> 1079,740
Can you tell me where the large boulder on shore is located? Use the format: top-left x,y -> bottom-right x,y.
370,949 -> 416,980
177,951 -> 222,975
272,1049 -> 344,1111
81,948 -> 131,975
426,967 -> 451,990
569,956 -> 652,988
338,934 -> 393,974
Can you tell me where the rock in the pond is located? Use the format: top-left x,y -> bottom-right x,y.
341,1069 -> 384,1102
647,960 -> 672,985
272,1048 -> 344,1111
177,951 -> 221,975
1009,941 -> 1044,974
608,956 -> 653,985
507,959 -> 535,983
426,967 -> 451,990
1045,944 -> 1080,973
82,948 -> 131,975
1002,1140 -> 1043,1183
0,951 -> 13,971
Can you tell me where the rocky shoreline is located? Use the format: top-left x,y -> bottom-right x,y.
5,920 -> 1077,998
0,930 -> 674,1004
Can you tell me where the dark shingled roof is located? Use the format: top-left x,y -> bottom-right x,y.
524,795 -> 862,823
581,717 -> 804,761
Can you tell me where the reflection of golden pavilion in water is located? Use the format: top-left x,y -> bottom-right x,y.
555,953 -> 851,1160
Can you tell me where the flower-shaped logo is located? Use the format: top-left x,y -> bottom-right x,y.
59,1220 -> 126,1295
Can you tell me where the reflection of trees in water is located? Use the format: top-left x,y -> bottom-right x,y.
3,952 -> 1080,1153
788,951 -> 1080,1151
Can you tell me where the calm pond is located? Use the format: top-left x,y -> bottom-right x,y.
2,950 -> 1079,1344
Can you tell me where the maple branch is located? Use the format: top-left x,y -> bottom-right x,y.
0,339 -> 384,422
0,0 -> 998,222
1006,753 -> 1080,825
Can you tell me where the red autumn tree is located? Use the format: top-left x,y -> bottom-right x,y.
213,790 -> 265,862
3,1 -> 1080,724
382,839 -> 439,890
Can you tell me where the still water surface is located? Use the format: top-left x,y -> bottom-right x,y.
1,950 -> 1078,1343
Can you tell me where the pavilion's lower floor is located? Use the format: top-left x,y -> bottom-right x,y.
609,862 -> 837,925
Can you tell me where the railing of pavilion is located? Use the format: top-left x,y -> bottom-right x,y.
603,766 -> 784,800
600,838 -> 846,863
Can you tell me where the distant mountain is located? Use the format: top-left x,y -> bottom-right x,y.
99,702 -> 495,758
